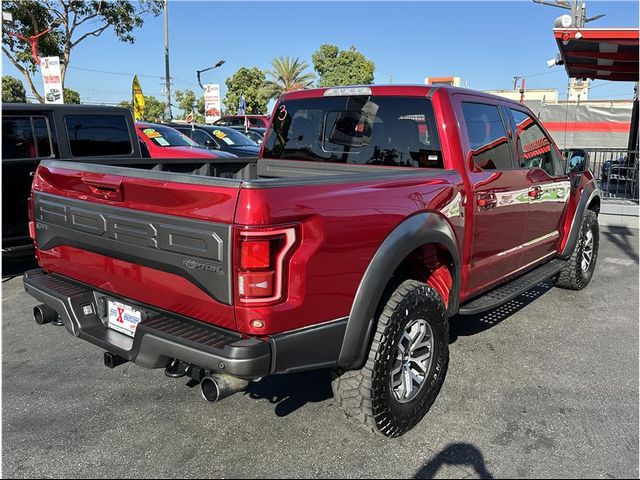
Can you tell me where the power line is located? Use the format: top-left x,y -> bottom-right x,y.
516,68 -> 565,79
67,65 -> 200,88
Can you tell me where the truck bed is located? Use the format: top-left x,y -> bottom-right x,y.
41,157 -> 449,189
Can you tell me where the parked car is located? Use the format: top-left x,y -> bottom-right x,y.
173,124 -> 260,157
214,115 -> 270,128
2,103 -> 142,257
24,85 -> 600,438
45,88 -> 62,103
229,126 -> 266,145
136,122 -> 237,159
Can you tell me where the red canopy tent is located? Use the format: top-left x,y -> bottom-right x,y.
553,27 -> 639,150
553,27 -> 638,82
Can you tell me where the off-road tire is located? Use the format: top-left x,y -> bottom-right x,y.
332,280 -> 449,437
556,210 -> 599,290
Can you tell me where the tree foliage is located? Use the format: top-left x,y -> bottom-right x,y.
2,0 -> 163,103
2,75 -> 27,102
264,56 -> 315,100
63,87 -> 80,103
224,67 -> 269,115
312,44 -> 375,87
175,89 -> 205,123
118,95 -> 164,122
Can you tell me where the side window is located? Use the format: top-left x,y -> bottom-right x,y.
33,117 -> 53,158
191,129 -> 215,147
65,115 -> 133,157
510,109 -> 561,176
461,102 -> 513,170
2,117 -> 36,160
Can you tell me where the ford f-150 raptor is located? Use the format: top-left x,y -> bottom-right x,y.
23,85 -> 600,437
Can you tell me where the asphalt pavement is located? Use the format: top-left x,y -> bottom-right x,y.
2,227 -> 638,478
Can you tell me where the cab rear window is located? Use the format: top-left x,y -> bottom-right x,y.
262,96 -> 443,168
65,115 -> 132,157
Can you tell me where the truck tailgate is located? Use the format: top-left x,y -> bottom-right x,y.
32,161 -> 241,330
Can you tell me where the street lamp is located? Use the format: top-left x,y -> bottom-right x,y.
196,60 -> 226,89
2,12 -> 62,65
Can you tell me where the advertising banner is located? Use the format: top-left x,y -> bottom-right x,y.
203,83 -> 221,124
132,75 -> 145,121
41,56 -> 64,104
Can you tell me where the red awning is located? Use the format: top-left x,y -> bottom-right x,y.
553,27 -> 639,82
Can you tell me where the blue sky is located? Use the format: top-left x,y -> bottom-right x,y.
3,0 -> 638,112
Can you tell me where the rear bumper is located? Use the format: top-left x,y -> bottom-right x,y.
23,269 -> 347,378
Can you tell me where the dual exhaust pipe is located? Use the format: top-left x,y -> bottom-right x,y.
200,374 -> 249,403
34,304 -> 248,403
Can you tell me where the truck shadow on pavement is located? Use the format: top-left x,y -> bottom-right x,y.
449,281 -> 554,343
414,442 -> 494,479
242,282 -> 555,417
243,368 -> 334,417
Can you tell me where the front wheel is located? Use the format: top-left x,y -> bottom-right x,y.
332,280 -> 449,437
556,210 -> 599,290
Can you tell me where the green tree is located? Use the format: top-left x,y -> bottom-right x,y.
2,0 -> 162,103
2,75 -> 27,102
312,44 -> 375,87
223,67 -> 269,115
264,56 -> 315,100
118,95 -> 165,122
175,89 -> 205,123
63,87 -> 80,104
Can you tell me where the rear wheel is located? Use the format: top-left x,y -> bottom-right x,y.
332,280 -> 449,437
556,210 -> 599,290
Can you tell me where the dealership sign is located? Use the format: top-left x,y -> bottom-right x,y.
203,84 -> 221,124
41,56 -> 64,104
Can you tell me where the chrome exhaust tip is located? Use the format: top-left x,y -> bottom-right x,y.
200,374 -> 249,403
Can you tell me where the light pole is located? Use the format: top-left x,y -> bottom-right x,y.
196,60 -> 226,89
164,0 -> 172,122
2,12 -> 62,65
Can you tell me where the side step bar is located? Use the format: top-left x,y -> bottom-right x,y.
458,259 -> 567,315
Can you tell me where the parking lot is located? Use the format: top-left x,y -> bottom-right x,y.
2,227 -> 638,479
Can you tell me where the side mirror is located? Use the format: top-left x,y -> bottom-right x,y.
205,139 -> 219,149
566,149 -> 589,174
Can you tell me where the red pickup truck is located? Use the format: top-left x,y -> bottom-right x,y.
24,85 -> 600,437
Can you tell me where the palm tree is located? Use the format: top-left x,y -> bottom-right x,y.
264,56 -> 315,99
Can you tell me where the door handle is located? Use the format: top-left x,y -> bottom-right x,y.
528,186 -> 543,200
477,193 -> 497,210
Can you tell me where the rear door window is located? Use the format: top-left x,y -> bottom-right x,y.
461,102 -> 514,170
263,96 -> 443,168
65,115 -> 133,157
2,116 -> 53,159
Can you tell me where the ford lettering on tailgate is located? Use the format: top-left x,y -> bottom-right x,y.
33,192 -> 232,304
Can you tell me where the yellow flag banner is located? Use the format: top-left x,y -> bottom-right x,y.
132,75 -> 145,121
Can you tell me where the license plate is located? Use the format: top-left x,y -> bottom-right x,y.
107,300 -> 142,337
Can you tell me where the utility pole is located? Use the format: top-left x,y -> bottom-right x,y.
164,0 -> 172,121
532,0 -> 605,28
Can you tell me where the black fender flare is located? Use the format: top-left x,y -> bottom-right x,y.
559,185 -> 600,259
337,212 -> 461,369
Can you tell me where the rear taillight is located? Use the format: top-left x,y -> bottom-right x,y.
28,196 -> 35,240
235,226 -> 297,304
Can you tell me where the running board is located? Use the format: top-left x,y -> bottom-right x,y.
458,259 -> 567,315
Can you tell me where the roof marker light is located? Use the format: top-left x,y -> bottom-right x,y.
323,87 -> 372,97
